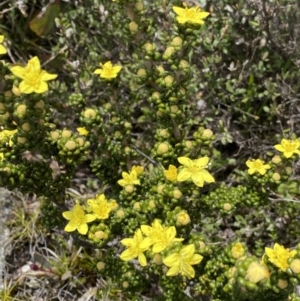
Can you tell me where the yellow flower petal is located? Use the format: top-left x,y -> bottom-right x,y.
172,6 -> 185,16
194,156 -> 209,167
0,45 -> 7,55
40,70 -> 58,81
163,253 -> 179,267
62,211 -> 73,220
120,249 -> 133,261
85,214 -> 96,223
138,253 -> 147,266
10,66 -> 26,79
166,265 -> 180,276
197,169 -> 215,183
177,168 -> 191,181
177,156 -> 192,167
77,223 -> 88,235
64,222 -> 77,232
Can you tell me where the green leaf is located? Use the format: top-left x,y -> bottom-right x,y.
226,82 -> 234,93
29,1 -> 61,37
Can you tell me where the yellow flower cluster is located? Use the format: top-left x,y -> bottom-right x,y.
164,156 -> 215,187
246,138 -> 300,176
120,219 -> 203,278
229,243 -> 300,286
62,194 -> 117,235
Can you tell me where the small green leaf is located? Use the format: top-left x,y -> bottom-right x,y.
226,82 -> 234,93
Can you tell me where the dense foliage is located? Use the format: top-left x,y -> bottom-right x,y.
1,0 -> 300,300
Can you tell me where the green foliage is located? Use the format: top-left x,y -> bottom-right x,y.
1,0 -> 300,300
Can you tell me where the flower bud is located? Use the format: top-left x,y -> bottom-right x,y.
125,185 -> 134,194
17,137 -> 27,144
135,1 -> 144,11
202,129 -> 214,139
62,129 -> 72,138
12,85 -> 21,96
277,279 -> 288,289
50,130 -> 60,140
137,68 -> 147,79
65,140 -> 76,151
157,142 -> 169,154
171,37 -> 183,48
173,189 -> 182,199
164,75 -> 174,87
223,203 -> 232,211
122,281 -> 129,288
95,231 -> 105,239
116,209 -> 125,218
21,123 -> 30,132
153,254 -> 163,265
179,59 -> 189,70
157,184 -> 165,194
133,202 -> 141,210
163,46 -> 175,60
83,108 -> 97,119
176,211 -> 190,225
156,65 -> 165,74
96,261 -> 106,270
290,259 -> 300,274
129,21 -> 138,33
15,104 -> 27,118
35,100 -> 45,109
144,42 -> 156,54
272,172 -> 280,181
148,200 -> 156,209
272,155 -> 282,164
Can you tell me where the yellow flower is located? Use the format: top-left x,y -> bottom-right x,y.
164,165 -> 178,182
77,127 -> 89,136
62,203 -> 96,235
265,243 -> 297,271
245,262 -> 269,283
120,229 -> 151,266
274,139 -> 300,158
0,129 -> 18,147
163,244 -> 203,278
172,3 -> 210,25
87,194 -> 116,220
246,159 -> 271,175
10,56 -> 57,94
140,219 -> 183,253
94,61 -> 122,80
117,170 -> 140,187
0,35 -> 7,55
177,156 -> 215,187
231,243 -> 245,259
131,165 -> 144,176
0,153 -> 4,161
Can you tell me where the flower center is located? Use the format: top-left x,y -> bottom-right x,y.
188,164 -> 201,174
253,162 -> 262,169
184,7 -> 199,19
73,215 -> 85,226
26,61 -> 40,86
285,141 -> 297,151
